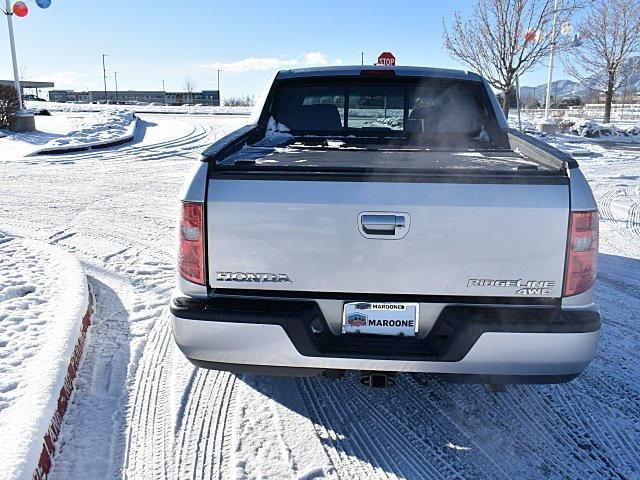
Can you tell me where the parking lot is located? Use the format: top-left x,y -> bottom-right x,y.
1,113 -> 638,479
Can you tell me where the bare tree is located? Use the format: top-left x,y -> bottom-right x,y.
563,0 -> 640,123
224,94 -> 255,107
443,0 -> 582,116
19,64 -> 30,81
183,76 -> 197,105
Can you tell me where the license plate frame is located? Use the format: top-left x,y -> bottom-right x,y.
342,302 -> 419,336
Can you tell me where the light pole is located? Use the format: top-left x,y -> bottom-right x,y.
217,69 -> 221,106
102,53 -> 108,103
361,51 -> 364,66
543,0 -> 559,120
4,0 -> 24,111
114,71 -> 119,104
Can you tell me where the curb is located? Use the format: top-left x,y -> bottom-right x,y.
30,116 -> 139,156
33,286 -> 94,480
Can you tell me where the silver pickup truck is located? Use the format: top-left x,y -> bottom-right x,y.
171,66 -> 600,385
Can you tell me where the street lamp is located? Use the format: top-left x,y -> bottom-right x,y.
102,53 -> 108,103
217,69 -> 222,106
543,0 -> 559,122
114,71 -> 119,104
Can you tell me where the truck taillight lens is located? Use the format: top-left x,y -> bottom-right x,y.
178,202 -> 205,285
564,211 -> 598,297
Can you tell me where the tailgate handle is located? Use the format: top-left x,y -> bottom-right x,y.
360,214 -> 406,235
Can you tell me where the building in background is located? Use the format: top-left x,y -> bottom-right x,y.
48,89 -> 220,106
0,80 -> 54,99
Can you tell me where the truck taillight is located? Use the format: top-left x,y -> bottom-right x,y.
564,210 -> 598,297
178,202 -> 205,285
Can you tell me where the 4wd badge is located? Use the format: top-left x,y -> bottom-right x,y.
467,278 -> 556,296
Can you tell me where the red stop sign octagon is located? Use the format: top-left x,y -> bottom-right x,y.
377,52 -> 396,66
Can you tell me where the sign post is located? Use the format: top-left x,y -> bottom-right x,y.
3,0 -> 52,131
377,52 -> 396,66
4,0 -> 24,112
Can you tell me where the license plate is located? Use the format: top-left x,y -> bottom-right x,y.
342,302 -> 419,336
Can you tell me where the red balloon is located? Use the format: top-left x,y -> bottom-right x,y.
12,1 -> 29,17
524,30 -> 536,43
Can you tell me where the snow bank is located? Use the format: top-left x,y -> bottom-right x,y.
509,113 -> 640,139
31,110 -> 136,154
568,119 -> 640,138
0,233 -> 89,480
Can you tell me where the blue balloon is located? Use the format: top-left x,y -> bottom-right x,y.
36,0 -> 51,8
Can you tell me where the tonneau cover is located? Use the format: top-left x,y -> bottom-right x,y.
220,145 -> 553,172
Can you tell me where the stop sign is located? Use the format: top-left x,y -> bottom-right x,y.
377,52 -> 396,66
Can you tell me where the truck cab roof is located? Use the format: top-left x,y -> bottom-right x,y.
275,65 -> 483,82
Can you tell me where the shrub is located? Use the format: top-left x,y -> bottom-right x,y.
556,118 -> 576,133
0,85 -> 20,128
569,119 -> 630,137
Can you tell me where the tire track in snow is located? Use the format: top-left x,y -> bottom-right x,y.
599,189 -> 619,221
296,379 -> 345,480
309,379 -> 404,480
628,202 -> 640,236
556,387 -> 637,478
337,382 -> 453,480
122,312 -> 173,480
43,123 -> 199,162
41,116 -> 210,163
386,379 -> 515,479
122,314 -> 238,480
173,368 -> 209,478
298,378 -> 374,480
401,378 -> 593,479
300,376 -> 476,480
174,369 -> 235,480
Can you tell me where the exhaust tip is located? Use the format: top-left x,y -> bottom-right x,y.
360,371 -> 396,388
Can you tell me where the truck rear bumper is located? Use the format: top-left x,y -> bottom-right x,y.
171,295 -> 601,382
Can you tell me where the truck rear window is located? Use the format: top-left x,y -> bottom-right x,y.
270,78 -> 507,149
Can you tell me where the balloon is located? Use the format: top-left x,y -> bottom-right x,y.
12,1 -> 28,17
560,22 -> 573,36
36,0 -> 52,8
524,29 -> 537,43
524,28 -> 543,43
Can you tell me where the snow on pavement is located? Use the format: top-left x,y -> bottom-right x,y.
0,233 -> 88,480
0,113 -> 638,479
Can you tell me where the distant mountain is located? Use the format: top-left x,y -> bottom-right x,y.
519,79 -> 584,101
520,56 -> 640,101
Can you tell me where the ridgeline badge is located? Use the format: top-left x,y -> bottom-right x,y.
467,278 -> 555,296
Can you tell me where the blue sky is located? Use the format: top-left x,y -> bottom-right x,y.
1,0 -> 567,98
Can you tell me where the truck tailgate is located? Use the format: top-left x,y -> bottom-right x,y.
207,178 -> 569,298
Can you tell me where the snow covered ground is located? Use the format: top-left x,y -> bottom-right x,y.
27,100 -> 253,116
0,234 -> 88,480
0,113 -> 638,479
